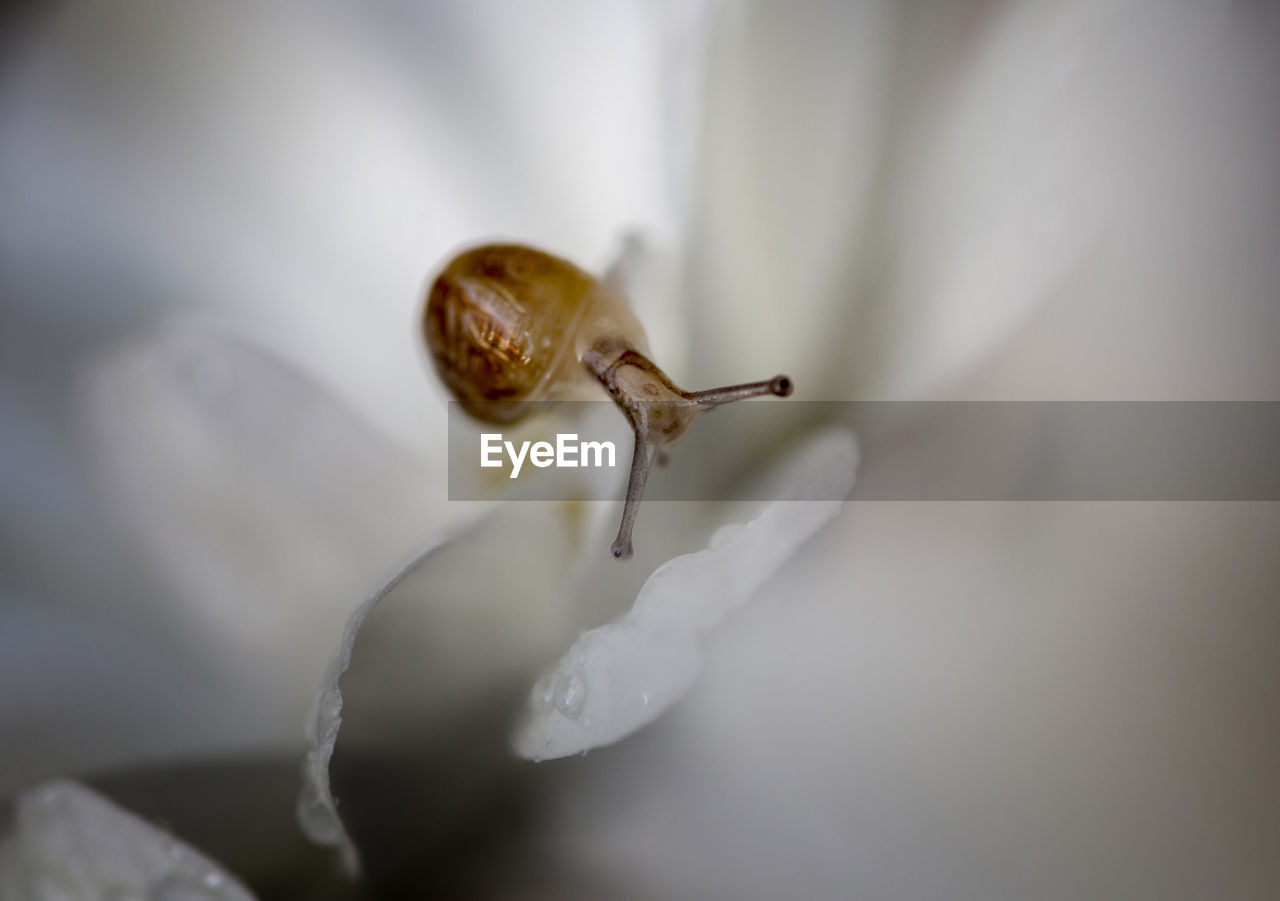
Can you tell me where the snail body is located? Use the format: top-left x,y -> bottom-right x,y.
424,243 -> 792,559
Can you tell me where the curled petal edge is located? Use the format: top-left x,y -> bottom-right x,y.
512,426 -> 858,761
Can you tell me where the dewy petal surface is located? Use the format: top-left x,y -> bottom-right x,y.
0,780 -> 254,901
513,428 -> 857,760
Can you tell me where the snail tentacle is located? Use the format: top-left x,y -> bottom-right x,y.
612,431 -> 657,560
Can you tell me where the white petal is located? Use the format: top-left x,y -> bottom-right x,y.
0,781 -> 253,901
297,495 -> 608,870
867,1 -> 1245,399
684,1 -> 898,394
296,542 -> 442,876
512,427 -> 857,760
0,1 -> 707,450
80,325 -> 475,752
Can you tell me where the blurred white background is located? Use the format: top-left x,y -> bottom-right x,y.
2,1 -> 1278,898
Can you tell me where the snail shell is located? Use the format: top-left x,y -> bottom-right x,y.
424,244 -> 647,423
423,242 -> 791,558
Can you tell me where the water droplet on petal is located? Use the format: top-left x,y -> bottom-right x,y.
553,670 -> 586,719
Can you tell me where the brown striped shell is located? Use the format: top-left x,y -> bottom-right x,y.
424,244 -> 596,423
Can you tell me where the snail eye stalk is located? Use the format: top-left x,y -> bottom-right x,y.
587,348 -> 793,560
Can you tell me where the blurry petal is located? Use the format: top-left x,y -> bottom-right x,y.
0,599 -> 251,799
686,2 -> 1263,405
81,325 -> 476,750
685,1 -> 897,395
0,781 -> 253,901
512,427 -> 857,760
865,0 -> 1251,399
0,0 -> 711,450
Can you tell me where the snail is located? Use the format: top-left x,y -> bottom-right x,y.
423,243 -> 792,559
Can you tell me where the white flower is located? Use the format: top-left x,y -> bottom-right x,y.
2,1 -> 1278,899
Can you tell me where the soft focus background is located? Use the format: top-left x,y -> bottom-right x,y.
2,1 -> 1279,899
